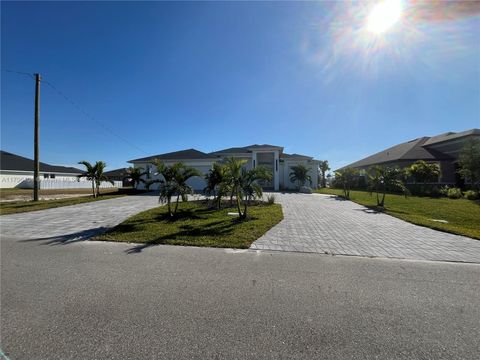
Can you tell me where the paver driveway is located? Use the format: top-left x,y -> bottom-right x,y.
251,193 -> 480,263
0,193 -> 160,240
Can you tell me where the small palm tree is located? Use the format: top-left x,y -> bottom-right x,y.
125,167 -> 148,189
238,166 -> 272,219
78,161 -> 97,197
368,165 -> 409,207
172,164 -> 201,214
204,162 -> 229,209
319,160 -> 330,188
223,157 -> 272,219
154,160 -> 200,217
78,160 -> 113,198
334,167 -> 358,199
289,164 -> 312,189
92,161 -> 113,197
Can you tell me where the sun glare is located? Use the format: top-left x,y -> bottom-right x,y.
367,0 -> 403,34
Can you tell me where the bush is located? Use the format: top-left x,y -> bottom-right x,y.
464,190 -> 479,200
266,194 -> 276,204
447,188 -> 463,199
406,184 -> 442,197
439,186 -> 450,197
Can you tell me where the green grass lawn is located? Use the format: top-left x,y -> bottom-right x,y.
0,193 -> 126,215
95,201 -> 283,249
316,188 -> 480,239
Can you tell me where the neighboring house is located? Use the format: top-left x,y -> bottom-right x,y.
0,150 -> 121,189
104,168 -> 131,187
339,129 -> 480,186
128,145 -> 320,191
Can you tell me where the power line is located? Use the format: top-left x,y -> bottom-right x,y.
1,68 -> 35,79
43,79 -> 148,155
3,68 -> 148,155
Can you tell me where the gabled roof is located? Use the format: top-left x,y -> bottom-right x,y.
211,144 -> 283,155
129,148 -> 216,163
104,168 -> 129,177
423,129 -> 480,146
0,150 -> 83,174
280,153 -> 313,160
343,137 -> 453,169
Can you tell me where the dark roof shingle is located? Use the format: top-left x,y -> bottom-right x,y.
0,150 -> 83,174
129,148 -> 216,163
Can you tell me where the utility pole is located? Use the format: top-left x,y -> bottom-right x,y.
33,73 -> 41,201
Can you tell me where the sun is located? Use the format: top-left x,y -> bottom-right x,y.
367,0 -> 403,34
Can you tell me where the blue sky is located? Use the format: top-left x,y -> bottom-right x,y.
2,1 -> 479,171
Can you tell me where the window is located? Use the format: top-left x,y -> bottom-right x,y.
50,174 -> 55,179
43,174 -> 49,179
276,159 -> 278,171
253,160 -> 256,168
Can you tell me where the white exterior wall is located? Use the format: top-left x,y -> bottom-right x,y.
134,161 -> 214,192
0,171 -> 92,189
0,171 -> 121,189
280,160 -> 319,190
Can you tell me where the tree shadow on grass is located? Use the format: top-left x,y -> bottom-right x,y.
124,219 -> 241,254
19,227 -> 110,245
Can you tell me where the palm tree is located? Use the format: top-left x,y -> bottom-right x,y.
125,167 -> 148,189
154,160 -> 200,217
78,161 -> 97,197
289,164 -> 312,189
319,160 -> 330,188
204,162 -> 229,209
223,157 -> 272,219
224,157 -> 246,216
406,160 -> 441,191
334,167 -> 358,200
237,166 -> 272,219
172,164 -> 201,214
92,161 -> 113,197
78,160 -> 113,198
368,165 -> 409,207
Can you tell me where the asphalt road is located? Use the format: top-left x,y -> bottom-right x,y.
1,236 -> 479,360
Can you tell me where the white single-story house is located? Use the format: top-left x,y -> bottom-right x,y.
0,150 -> 121,189
128,144 -> 320,191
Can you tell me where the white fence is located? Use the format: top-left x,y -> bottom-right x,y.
17,179 -> 122,190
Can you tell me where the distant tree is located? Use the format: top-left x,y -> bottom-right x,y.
78,160 -> 113,198
406,160 -> 441,188
326,173 -> 332,187
289,164 -> 312,189
368,165 -> 409,207
125,167 -> 148,189
319,160 -> 330,188
334,167 -> 358,200
458,138 -> 480,191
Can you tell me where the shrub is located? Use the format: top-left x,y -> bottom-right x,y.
464,190 -> 479,200
447,188 -> 463,199
266,194 -> 276,204
439,185 -> 450,197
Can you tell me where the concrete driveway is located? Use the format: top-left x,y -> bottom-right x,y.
251,193 -> 480,263
0,193 -> 161,241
